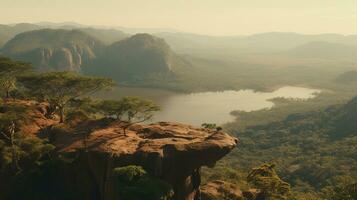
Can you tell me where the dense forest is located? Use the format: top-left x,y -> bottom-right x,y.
203,96 -> 357,199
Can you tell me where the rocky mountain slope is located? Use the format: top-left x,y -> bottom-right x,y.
84,33 -> 191,82
1,29 -> 104,71
1,29 -> 191,82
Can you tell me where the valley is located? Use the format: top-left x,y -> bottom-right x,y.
0,21 -> 356,200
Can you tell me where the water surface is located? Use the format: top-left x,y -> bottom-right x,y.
98,86 -> 320,126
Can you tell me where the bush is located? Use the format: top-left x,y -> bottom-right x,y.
113,165 -> 174,200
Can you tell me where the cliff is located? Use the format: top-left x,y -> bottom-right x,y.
47,121 -> 238,200
1,29 -> 103,71
84,33 -> 191,82
8,101 -> 238,200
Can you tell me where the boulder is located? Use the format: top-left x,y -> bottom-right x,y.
54,121 -> 238,200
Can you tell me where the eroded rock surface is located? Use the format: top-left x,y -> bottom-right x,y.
53,121 -> 238,200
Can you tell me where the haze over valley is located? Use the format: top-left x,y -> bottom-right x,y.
1,1 -> 356,200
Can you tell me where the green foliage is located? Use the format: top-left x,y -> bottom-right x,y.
247,163 -> 291,200
322,176 -> 357,200
0,104 -> 54,173
0,133 -> 55,171
10,156 -> 81,200
18,71 -> 115,122
113,165 -> 174,200
201,123 -> 222,131
0,56 -> 32,99
203,94 -> 357,200
95,97 -> 160,135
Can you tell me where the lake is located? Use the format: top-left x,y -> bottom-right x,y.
98,86 -> 320,126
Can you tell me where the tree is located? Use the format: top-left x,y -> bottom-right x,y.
0,103 -> 54,173
322,176 -> 357,200
247,163 -> 291,200
18,71 -> 115,123
96,97 -> 160,135
113,165 -> 174,200
0,103 -> 29,172
0,57 -> 32,99
201,123 -> 223,132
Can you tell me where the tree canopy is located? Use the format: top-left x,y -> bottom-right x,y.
18,71 -> 115,122
247,163 -> 291,200
113,165 -> 174,200
96,97 -> 160,135
0,57 -> 32,99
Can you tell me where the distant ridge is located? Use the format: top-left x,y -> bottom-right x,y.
284,41 -> 357,60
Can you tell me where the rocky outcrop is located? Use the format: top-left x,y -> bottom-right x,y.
84,33 -> 192,82
51,121 -> 238,200
1,29 -> 103,71
32,44 -> 96,71
6,101 -> 237,200
200,181 -> 260,200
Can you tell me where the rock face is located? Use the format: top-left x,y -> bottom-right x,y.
84,33 -> 191,82
1,29 -> 103,71
52,121 -> 238,200
200,181 -> 260,200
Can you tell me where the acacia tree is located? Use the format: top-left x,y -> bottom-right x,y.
18,71 -> 115,123
0,57 -> 32,99
96,97 -> 160,135
201,123 -> 223,132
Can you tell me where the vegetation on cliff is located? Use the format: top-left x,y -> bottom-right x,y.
0,57 -> 169,200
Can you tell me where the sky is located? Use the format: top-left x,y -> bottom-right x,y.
1,0 -> 357,36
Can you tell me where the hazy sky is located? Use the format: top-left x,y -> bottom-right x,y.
1,0 -> 357,35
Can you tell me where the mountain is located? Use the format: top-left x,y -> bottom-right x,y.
78,28 -> 128,45
0,23 -> 41,47
84,33 -> 191,82
0,22 -> 128,47
157,32 -> 357,55
284,41 -> 357,60
1,29 -> 104,71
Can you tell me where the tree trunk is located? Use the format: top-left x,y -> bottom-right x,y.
5,90 -> 9,99
9,122 -> 19,172
59,106 -> 65,123
123,127 -> 127,136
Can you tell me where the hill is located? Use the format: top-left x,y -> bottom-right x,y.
335,70 -> 357,84
1,29 -> 104,71
284,41 -> 357,60
0,23 -> 41,47
84,33 -> 191,83
78,28 -> 128,45
157,32 -> 357,55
